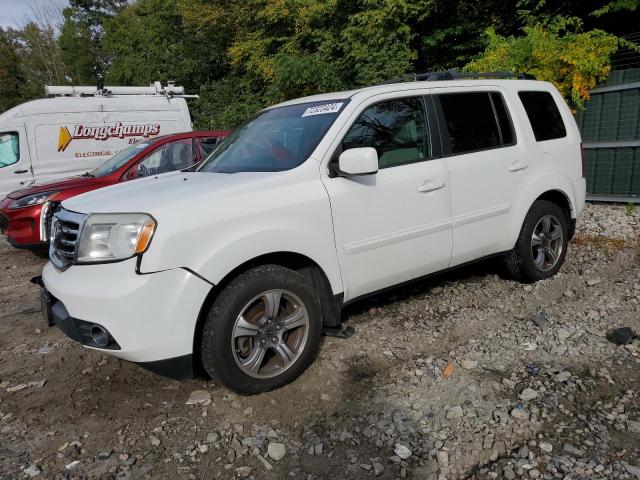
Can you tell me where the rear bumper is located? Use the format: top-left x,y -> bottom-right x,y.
573,177 -> 587,217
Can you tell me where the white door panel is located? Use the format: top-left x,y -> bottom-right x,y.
322,93 -> 453,300
446,147 -> 520,264
436,89 -> 530,265
0,126 -> 33,197
326,159 -> 452,300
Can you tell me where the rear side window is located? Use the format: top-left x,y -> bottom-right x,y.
490,92 -> 515,145
342,97 -> 429,168
437,92 -> 502,155
196,136 -> 225,159
136,140 -> 193,177
518,91 -> 566,141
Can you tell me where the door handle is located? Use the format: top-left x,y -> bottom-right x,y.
417,181 -> 446,193
14,169 -> 29,174
508,163 -> 528,172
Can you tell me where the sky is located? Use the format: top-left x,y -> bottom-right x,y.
0,0 -> 68,29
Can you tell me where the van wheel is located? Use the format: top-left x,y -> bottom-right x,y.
505,200 -> 569,283
200,265 -> 322,395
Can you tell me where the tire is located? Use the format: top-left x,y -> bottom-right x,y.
200,264 -> 322,395
505,200 -> 569,283
32,249 -> 50,259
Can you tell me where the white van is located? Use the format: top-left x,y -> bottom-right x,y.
0,83 -> 192,197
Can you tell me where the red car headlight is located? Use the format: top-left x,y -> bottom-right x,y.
9,191 -> 59,210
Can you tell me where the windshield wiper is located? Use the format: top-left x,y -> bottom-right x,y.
81,172 -> 95,178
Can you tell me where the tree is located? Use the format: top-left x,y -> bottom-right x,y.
58,0 -> 128,84
11,22 -> 69,100
0,29 -> 23,111
59,8 -> 95,84
179,0 -> 420,125
466,18 -> 624,109
102,0 -> 226,89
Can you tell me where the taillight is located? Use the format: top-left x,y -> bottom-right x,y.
580,143 -> 585,178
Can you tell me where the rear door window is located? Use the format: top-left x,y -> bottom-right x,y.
437,92 -> 501,155
518,91 -> 567,141
436,92 -> 517,155
342,97 -> 430,168
136,139 -> 193,177
0,132 -> 19,168
196,136 -> 225,160
490,92 -> 515,145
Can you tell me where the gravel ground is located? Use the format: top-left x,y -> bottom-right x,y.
1,203 -> 640,479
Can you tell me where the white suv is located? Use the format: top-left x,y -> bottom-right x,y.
41,76 -> 586,394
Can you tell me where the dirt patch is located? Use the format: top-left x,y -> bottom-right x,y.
1,204 -> 640,479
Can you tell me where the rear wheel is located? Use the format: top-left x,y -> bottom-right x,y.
505,200 -> 569,282
200,265 -> 322,394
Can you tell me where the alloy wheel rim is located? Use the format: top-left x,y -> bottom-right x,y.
231,289 -> 309,379
531,214 -> 563,272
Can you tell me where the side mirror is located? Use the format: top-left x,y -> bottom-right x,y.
338,147 -> 378,176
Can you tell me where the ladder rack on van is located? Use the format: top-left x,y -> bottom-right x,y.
44,81 -> 198,98
378,69 -> 536,85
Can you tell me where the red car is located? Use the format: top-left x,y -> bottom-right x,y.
0,130 -> 228,252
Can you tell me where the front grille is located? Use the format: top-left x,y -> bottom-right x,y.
0,212 -> 8,234
49,209 -> 86,270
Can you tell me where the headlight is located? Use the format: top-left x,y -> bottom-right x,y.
76,213 -> 156,263
9,191 -> 59,209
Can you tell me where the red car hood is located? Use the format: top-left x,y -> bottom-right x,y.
6,175 -> 104,199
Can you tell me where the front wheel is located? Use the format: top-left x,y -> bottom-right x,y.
200,265 -> 322,394
505,200 -> 569,282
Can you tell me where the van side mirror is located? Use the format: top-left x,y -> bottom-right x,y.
337,147 -> 378,176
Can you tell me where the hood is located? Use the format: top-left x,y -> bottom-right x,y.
62,170 -> 284,214
7,175 -> 104,199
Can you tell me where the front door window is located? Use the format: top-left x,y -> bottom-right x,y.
342,98 -> 430,168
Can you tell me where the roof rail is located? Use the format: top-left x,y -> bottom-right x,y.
378,69 -> 535,85
44,81 -> 198,98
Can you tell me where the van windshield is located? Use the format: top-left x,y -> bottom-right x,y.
198,100 -> 348,173
91,141 -> 154,177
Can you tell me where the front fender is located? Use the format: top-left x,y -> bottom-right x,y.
137,172 -> 344,295
193,227 -> 344,295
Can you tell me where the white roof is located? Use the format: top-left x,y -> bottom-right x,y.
0,95 -> 186,124
271,79 -> 555,109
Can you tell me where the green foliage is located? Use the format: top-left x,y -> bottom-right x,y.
193,78 -> 265,130
0,29 -> 23,112
59,8 -> 95,83
625,202 -> 636,216
0,0 -> 636,130
591,0 -> 638,17
466,19 -> 622,109
8,23 -> 68,102
59,1 -> 128,83
338,0 -> 414,86
103,0 -> 226,93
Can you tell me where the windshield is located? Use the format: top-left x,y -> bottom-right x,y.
198,100 -> 348,173
91,140 -> 154,177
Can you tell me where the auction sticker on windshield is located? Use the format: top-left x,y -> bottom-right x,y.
301,102 -> 344,117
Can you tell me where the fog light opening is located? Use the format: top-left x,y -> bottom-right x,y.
90,325 -> 109,347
